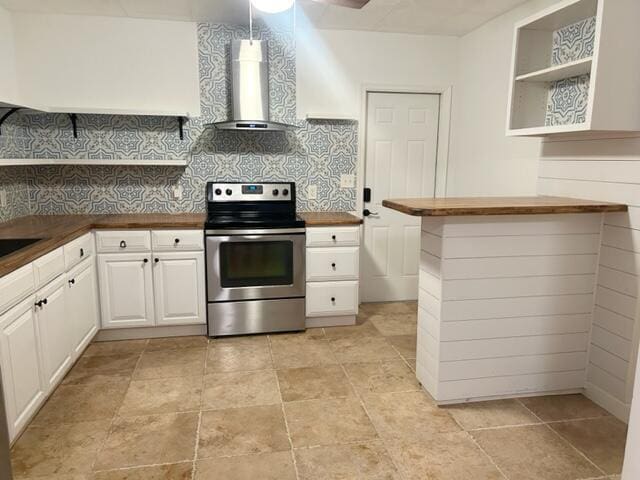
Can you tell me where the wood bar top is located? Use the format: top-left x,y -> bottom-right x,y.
298,212 -> 362,226
382,196 -> 628,217
0,214 -> 205,278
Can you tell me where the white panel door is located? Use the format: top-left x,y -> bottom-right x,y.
66,258 -> 100,358
152,251 -> 206,326
0,296 -> 45,441
98,253 -> 155,329
36,275 -> 73,391
362,92 -> 440,302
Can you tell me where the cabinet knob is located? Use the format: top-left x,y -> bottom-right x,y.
68,278 -> 75,286
331,297 -> 336,303
80,248 -> 84,257
120,240 -> 127,249
42,298 -> 48,305
154,258 -> 160,263
331,235 -> 336,241
143,258 -> 149,263
35,300 -> 43,308
331,263 -> 336,269
174,238 -> 180,244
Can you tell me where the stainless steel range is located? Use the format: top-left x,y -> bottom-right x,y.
205,181 -> 306,336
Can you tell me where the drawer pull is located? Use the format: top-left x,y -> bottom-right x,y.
68,278 -> 75,286
331,235 -> 336,241
143,258 -> 149,263
155,258 -> 160,263
174,238 -> 180,244
331,297 -> 336,303
120,240 -> 127,249
80,248 -> 84,257
331,263 -> 336,269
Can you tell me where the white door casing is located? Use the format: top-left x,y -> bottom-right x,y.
361,92 -> 440,302
98,253 -> 155,328
153,251 -> 206,326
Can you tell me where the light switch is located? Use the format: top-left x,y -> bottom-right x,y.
307,184 -> 317,200
172,185 -> 183,200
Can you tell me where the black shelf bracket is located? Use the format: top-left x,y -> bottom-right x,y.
68,113 -> 78,139
0,107 -> 21,136
178,116 -> 186,140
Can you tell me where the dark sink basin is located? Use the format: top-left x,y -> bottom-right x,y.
0,238 -> 43,258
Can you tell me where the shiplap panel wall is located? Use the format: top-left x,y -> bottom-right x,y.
538,135 -> 640,421
415,214 -> 602,403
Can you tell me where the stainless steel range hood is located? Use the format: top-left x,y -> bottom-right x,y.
211,40 -> 297,131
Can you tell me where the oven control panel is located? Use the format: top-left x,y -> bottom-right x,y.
208,182 -> 293,202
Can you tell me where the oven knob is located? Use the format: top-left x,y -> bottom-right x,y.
272,189 -> 279,196
282,189 -> 289,196
226,189 -> 233,196
215,188 -> 222,195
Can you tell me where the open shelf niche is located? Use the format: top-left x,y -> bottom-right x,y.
506,0 -> 640,136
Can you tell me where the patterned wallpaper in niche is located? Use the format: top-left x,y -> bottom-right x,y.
545,17 -> 595,127
0,22 -> 357,215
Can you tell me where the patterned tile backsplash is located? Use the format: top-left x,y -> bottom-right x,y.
545,17 -> 595,127
0,23 -> 358,220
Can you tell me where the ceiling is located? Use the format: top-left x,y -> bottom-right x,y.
0,0 -> 529,36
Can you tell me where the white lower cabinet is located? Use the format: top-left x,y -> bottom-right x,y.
0,296 -> 45,440
153,252 -> 206,326
98,253 -> 155,329
97,230 -> 205,329
305,225 -> 361,325
35,275 -> 73,391
66,258 -> 100,358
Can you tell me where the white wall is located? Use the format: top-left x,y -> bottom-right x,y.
11,13 -> 201,115
446,0 -> 557,196
0,5 -> 19,106
296,28 -> 458,119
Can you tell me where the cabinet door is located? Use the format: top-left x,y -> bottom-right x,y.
98,253 -> 155,329
36,275 -> 73,391
66,258 -> 99,358
0,296 -> 45,441
153,251 -> 206,326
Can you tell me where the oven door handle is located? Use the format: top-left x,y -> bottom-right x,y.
205,228 -> 306,235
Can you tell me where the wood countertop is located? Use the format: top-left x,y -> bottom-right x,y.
382,196 -> 628,217
298,212 -> 362,226
0,214 -> 205,278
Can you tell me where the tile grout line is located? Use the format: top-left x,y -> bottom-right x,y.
89,347 -> 146,473
190,343 -> 208,480
337,361 -> 409,480
268,334 -> 301,480
515,398 -> 609,477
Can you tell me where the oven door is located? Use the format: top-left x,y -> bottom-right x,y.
206,229 -> 305,302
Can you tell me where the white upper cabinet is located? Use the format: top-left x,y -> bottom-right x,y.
1,12 -> 200,116
507,0 -> 640,136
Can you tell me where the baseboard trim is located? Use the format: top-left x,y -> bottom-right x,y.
95,324 -> 207,341
433,388 -> 583,406
306,315 -> 357,328
585,381 -> 631,423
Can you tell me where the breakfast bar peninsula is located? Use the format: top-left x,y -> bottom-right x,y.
382,196 -> 628,404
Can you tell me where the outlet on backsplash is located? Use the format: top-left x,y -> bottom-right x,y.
172,185 -> 184,200
0,189 -> 7,208
340,174 -> 355,189
307,184 -> 317,200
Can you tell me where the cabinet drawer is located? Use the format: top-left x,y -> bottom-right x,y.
96,231 -> 151,253
152,230 -> 203,252
0,263 -> 35,315
306,226 -> 359,247
33,247 -> 65,289
307,247 -> 359,282
64,232 -> 94,271
306,281 -> 358,317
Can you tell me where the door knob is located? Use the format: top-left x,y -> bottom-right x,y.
363,209 -> 379,217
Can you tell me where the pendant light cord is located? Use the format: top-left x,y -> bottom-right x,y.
249,0 -> 254,43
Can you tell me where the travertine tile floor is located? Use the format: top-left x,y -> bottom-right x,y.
11,302 -> 627,479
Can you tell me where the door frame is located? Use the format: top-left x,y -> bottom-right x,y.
355,84 -> 453,217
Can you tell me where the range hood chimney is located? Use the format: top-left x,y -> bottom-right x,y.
211,39 -> 297,131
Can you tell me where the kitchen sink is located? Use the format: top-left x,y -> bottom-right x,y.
0,238 -> 43,259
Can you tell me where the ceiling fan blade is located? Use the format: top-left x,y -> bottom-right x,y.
311,0 -> 371,9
